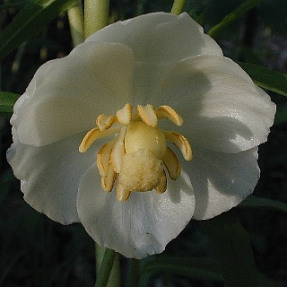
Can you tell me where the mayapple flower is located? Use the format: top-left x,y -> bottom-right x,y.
7,12 -> 275,259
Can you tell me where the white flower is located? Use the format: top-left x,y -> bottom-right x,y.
7,12 -> 275,259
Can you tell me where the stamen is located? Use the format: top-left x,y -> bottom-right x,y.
156,105 -> 183,126
156,170 -> 167,194
116,182 -> 131,201
137,104 -> 158,127
97,140 -> 114,177
79,103 -> 193,201
116,103 -> 132,125
79,127 -> 119,153
96,114 -> 117,131
163,147 -> 181,180
163,131 -> 192,161
101,163 -> 116,192
110,127 -> 126,173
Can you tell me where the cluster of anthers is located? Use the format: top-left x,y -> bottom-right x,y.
79,104 -> 192,201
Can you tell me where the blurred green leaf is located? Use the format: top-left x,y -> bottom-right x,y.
201,210 -> 259,287
0,91 -> 19,112
139,256 -> 223,286
275,104 -> 287,124
238,62 -> 287,97
0,0 -> 28,10
259,0 -> 287,37
0,171 -> 14,204
207,0 -> 262,37
0,0 -> 77,61
240,195 -> 287,213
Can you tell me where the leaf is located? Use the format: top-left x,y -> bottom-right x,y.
201,210 -> 259,287
0,0 -> 28,10
0,0 -> 77,61
208,0 -> 262,37
139,256 -> 223,286
275,104 -> 287,124
238,62 -> 287,97
0,91 -> 19,112
239,195 -> 287,213
139,255 -> 280,287
0,171 -> 15,204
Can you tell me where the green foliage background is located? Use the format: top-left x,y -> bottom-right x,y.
0,0 -> 287,286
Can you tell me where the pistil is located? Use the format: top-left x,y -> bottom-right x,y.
79,103 -> 192,201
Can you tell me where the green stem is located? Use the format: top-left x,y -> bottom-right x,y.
207,0 -> 261,37
67,2 -> 84,46
126,259 -> 139,287
95,244 -> 120,287
84,0 -> 110,39
170,0 -> 186,15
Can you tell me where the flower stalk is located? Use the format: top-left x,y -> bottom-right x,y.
126,259 -> 139,287
95,245 -> 120,287
84,0 -> 110,39
170,0 -> 186,15
67,2 -> 84,46
83,2 -> 119,286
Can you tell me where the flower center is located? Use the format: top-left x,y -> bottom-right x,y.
79,104 -> 192,201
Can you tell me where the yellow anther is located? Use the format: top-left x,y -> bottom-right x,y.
163,131 -> 192,161
156,105 -> 183,126
137,104 -> 158,127
156,170 -> 167,194
116,183 -> 131,201
110,127 -> 126,173
79,127 -> 118,153
97,141 -> 114,177
116,103 -> 132,125
163,147 -> 181,180
96,114 -> 117,131
101,163 -> 116,192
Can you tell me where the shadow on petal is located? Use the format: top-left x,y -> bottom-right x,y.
182,147 -> 260,220
167,170 -> 193,204
188,115 -> 259,153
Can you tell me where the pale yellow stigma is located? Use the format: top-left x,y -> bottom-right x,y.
79,104 -> 192,201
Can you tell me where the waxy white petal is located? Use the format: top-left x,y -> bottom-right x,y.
87,12 -> 222,64
12,42 -> 134,146
183,147 -> 260,220
156,55 -> 275,153
7,131 -> 96,224
77,164 -> 194,259
87,12 -> 222,103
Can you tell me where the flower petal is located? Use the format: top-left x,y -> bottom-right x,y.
182,147 -> 260,220
12,42 -> 134,146
87,12 -> 222,105
77,165 -> 194,259
156,55 -> 275,153
87,12 -> 222,64
7,131 -> 96,224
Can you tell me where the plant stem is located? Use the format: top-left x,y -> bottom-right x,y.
207,0 -> 261,37
84,0 -> 110,39
170,0 -> 186,15
67,1 -> 84,46
95,244 -> 120,287
126,259 -> 139,287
